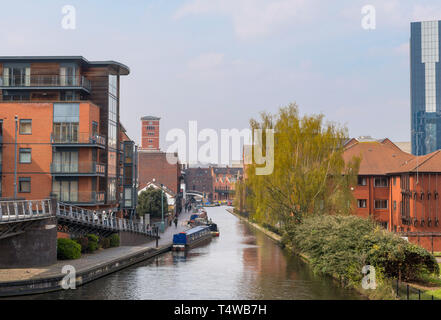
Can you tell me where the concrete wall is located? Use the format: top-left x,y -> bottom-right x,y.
0,217 -> 57,268
119,231 -> 152,246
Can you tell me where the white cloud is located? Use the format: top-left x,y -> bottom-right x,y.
174,0 -> 318,39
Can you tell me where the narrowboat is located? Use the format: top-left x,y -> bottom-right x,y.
208,222 -> 220,237
172,225 -> 212,251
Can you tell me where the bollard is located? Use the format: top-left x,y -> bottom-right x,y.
418,289 -> 421,300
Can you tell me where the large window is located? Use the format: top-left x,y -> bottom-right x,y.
2,64 -> 30,86
124,188 -> 132,208
53,151 -> 79,172
374,177 -> 388,187
357,176 -> 367,186
19,148 -> 31,163
19,119 -> 32,134
52,180 -> 78,202
357,199 -> 367,208
60,64 -> 78,86
18,177 -> 31,193
374,200 -> 388,209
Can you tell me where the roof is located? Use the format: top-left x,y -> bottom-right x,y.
141,116 -> 161,120
212,167 -> 243,175
184,225 -> 210,235
139,181 -> 176,196
343,138 -> 441,175
0,56 -> 130,75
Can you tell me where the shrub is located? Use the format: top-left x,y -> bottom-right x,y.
73,236 -> 89,253
100,237 -> 111,249
283,215 -> 439,286
57,238 -> 81,260
109,234 -> 120,247
86,234 -> 99,253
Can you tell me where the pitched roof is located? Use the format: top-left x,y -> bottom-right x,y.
343,138 -> 414,175
389,150 -> 441,173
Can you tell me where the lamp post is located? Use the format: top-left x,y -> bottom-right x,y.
161,183 -> 164,232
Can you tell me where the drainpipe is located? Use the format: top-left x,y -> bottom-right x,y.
13,115 -> 18,199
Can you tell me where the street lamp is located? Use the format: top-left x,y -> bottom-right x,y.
160,183 -> 165,232
13,115 -> 18,199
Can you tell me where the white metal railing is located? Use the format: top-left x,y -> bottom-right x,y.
56,202 -> 154,236
0,199 -> 53,223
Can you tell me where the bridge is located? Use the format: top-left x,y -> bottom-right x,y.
186,190 -> 205,199
0,198 -> 156,268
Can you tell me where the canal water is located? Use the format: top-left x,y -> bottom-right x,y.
25,206 -> 362,300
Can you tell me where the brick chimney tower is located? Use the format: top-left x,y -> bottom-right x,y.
141,116 -> 160,150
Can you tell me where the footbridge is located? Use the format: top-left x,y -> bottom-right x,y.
0,198 -> 156,268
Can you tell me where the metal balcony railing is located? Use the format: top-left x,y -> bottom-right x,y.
0,75 -> 91,91
51,161 -> 106,175
52,191 -> 106,205
51,132 -> 106,146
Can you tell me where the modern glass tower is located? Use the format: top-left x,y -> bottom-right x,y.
411,20 -> 441,155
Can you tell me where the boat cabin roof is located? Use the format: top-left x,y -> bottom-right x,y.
184,225 -> 210,235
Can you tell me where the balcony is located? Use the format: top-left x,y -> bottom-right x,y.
51,132 -> 106,148
51,161 -> 106,176
0,75 -> 91,92
52,191 -> 105,206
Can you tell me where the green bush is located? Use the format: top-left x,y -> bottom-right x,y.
57,238 -> 81,260
100,237 -> 111,249
109,234 -> 120,247
73,236 -> 89,253
283,215 -> 439,286
86,234 -> 99,253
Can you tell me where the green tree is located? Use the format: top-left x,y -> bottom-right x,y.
137,186 -> 169,218
242,103 -> 360,227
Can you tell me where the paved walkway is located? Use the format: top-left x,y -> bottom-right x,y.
0,208 -> 195,283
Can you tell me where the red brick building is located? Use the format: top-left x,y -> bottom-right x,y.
211,167 -> 242,201
140,116 -> 160,151
0,56 -> 137,213
344,137 -> 441,251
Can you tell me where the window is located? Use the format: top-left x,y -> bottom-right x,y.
146,126 -> 155,131
19,178 -> 31,193
358,176 -> 367,186
52,180 -> 78,202
19,119 -> 32,134
374,200 -> 388,209
374,177 -> 388,187
52,151 -> 78,173
19,148 -> 31,163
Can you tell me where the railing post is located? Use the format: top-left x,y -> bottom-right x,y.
41,200 -> 45,215
14,202 -> 18,220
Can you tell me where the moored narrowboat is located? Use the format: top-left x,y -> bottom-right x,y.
172,225 -> 212,251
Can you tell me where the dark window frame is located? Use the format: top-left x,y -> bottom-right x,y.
19,119 -> 32,135
18,177 -> 31,193
19,148 -> 32,164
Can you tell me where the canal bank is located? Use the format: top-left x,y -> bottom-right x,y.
0,209 -> 194,298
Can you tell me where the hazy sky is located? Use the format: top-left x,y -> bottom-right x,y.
2,0 -> 441,155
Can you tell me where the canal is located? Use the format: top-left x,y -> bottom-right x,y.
25,206 -> 362,300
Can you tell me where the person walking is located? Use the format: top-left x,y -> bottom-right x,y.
174,216 -> 178,228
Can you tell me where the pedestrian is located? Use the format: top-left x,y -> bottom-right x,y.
174,216 -> 178,228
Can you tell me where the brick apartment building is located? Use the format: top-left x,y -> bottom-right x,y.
183,166 -> 243,201
344,137 -> 441,251
0,56 -> 137,214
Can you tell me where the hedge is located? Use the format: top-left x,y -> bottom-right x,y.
57,238 -> 81,260
109,234 -> 120,247
282,215 -> 439,286
86,234 -> 99,253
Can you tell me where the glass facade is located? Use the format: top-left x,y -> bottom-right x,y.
107,75 -> 118,202
411,20 -> 441,155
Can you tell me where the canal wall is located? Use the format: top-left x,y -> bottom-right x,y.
0,245 -> 171,297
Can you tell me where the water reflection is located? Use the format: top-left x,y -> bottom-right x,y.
16,206 -> 363,300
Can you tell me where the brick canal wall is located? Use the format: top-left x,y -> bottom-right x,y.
0,217 -> 57,268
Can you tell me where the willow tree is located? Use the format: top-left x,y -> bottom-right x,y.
243,103 -> 360,228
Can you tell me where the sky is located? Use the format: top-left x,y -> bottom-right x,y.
2,0 -> 441,161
